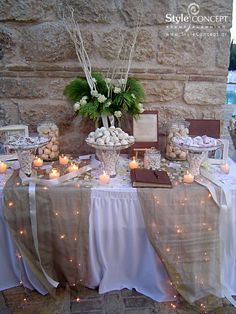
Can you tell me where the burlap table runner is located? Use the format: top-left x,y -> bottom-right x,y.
3,170 -> 92,293
137,182 -> 222,311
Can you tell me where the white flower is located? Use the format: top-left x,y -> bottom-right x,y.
138,103 -> 145,113
91,90 -> 98,97
114,111 -> 122,118
105,78 -> 111,83
105,101 -> 111,107
120,79 -> 127,85
80,99 -> 87,106
73,102 -> 80,111
82,96 -> 88,100
97,94 -> 107,103
131,93 -> 136,99
114,87 -> 121,94
92,77 -> 97,84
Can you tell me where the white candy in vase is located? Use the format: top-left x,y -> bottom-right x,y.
86,127 -> 135,147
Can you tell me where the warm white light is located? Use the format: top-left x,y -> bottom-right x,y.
0,161 -> 7,174
59,155 -> 69,165
128,156 -> 139,169
33,157 -> 43,167
99,171 -> 110,185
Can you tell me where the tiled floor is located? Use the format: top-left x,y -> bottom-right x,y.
1,286 -> 236,314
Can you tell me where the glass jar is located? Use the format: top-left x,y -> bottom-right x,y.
37,121 -> 59,161
166,120 -> 189,161
144,147 -> 161,170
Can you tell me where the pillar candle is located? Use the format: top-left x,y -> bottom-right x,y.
0,161 -> 7,174
183,171 -> 194,184
129,157 -> 139,170
99,171 -> 110,184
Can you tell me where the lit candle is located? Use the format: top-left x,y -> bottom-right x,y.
68,163 -> 79,173
59,154 -> 69,166
220,162 -> 230,174
49,168 -> 60,179
129,156 -> 139,170
183,171 -> 194,184
33,157 -> 43,167
99,171 -> 110,185
0,161 -> 7,174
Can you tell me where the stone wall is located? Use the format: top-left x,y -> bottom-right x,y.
0,0 -> 233,154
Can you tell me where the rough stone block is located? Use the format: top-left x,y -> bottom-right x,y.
157,28 -> 216,68
0,78 -> 46,98
149,103 -> 197,130
216,33 -> 231,68
20,22 -> 76,62
100,28 -> 156,61
117,0 -> 172,27
0,101 -> 20,125
0,0 -> 56,22
0,26 -> 19,61
59,0 -> 117,24
17,100 -> 73,130
184,82 -> 226,106
142,81 -> 183,103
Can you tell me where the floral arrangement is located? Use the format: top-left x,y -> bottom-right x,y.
64,72 -> 145,122
63,7 -> 145,128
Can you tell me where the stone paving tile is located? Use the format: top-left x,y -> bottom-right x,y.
103,291 -> 124,314
0,292 -> 11,314
2,286 -> 236,314
123,296 -> 155,309
71,299 -> 103,312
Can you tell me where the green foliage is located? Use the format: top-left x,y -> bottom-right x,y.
64,72 -> 145,121
64,78 -> 90,102
229,41 -> 236,71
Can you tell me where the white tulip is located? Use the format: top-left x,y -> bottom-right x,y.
91,90 -> 98,97
114,87 -> 121,94
97,94 -> 107,103
80,99 -> 87,106
114,111 -> 122,118
73,102 -> 80,111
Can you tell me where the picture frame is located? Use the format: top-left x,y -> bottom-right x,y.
130,111 -> 159,158
0,124 -> 29,161
207,139 -> 229,165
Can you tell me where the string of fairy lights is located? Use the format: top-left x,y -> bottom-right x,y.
3,158 -> 220,312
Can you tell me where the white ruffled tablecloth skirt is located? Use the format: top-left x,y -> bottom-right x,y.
88,189 -> 175,301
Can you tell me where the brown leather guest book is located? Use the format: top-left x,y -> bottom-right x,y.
130,168 -> 172,188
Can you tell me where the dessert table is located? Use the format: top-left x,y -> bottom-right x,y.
1,156 -> 236,307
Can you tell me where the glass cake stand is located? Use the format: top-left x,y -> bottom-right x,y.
5,136 -> 50,176
172,137 -> 222,176
86,140 -> 134,177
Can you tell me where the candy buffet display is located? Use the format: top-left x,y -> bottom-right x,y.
166,120 -> 189,161
5,136 -> 49,176
172,135 -> 221,176
144,147 -> 161,170
37,122 -> 59,161
86,126 -> 135,177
